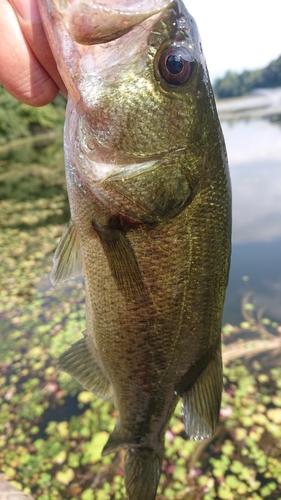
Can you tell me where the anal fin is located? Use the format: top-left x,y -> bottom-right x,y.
51,220 -> 82,285
93,224 -> 144,300
102,426 -> 130,456
182,343 -> 222,440
58,335 -> 113,400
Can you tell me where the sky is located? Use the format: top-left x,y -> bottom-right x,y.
185,0 -> 281,81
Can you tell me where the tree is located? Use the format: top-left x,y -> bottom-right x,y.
214,55 -> 281,98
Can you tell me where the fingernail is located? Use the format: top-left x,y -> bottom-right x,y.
11,0 -> 41,22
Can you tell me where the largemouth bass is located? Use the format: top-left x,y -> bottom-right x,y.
38,0 -> 231,498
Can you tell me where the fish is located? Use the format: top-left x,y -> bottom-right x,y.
38,0 -> 231,498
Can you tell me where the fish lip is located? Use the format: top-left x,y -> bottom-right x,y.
67,0 -> 173,45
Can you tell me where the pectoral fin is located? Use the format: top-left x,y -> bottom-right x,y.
93,224 -> 144,300
58,335 -> 113,400
182,344 -> 222,440
51,220 -> 82,285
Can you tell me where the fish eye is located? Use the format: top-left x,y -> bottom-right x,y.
158,47 -> 194,86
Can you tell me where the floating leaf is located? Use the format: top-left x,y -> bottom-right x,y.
267,408 -> 281,424
78,391 -> 95,404
230,460 -> 244,474
81,489 -> 95,500
82,432 -> 109,464
55,468 -> 75,485
272,396 -> 281,407
53,450 -> 67,464
234,428 -> 247,441
57,421 -> 69,439
226,474 -> 241,489
244,303 -> 254,311
221,441 -> 235,456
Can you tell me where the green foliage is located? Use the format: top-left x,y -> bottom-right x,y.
214,55 -> 281,98
0,85 -> 65,144
18,103 -> 63,134
0,135 -> 69,224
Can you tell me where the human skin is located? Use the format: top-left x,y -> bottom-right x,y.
0,0 -> 66,106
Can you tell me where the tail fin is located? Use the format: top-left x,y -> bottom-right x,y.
124,448 -> 163,500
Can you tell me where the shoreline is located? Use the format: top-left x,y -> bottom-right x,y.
216,87 -> 281,121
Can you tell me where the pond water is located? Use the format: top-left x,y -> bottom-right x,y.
222,118 -> 281,325
1,113 -> 281,499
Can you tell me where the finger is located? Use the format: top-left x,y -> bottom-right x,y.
0,0 -> 60,106
10,0 -> 67,99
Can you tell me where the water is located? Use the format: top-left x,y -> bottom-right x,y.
222,118 -> 281,325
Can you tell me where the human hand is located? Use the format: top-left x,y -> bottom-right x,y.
0,0 -> 67,106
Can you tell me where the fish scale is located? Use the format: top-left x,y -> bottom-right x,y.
38,0 -> 231,498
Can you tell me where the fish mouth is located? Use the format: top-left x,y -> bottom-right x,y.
65,0 -> 172,45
